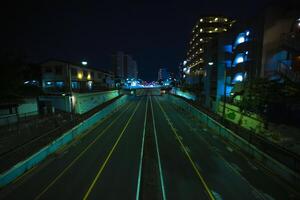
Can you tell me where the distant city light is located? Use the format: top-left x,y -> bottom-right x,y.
246,31 -> 250,36
183,60 -> 187,65
208,62 -> 214,66
81,61 -> 88,65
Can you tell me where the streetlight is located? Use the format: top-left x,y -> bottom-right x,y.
81,61 -> 88,65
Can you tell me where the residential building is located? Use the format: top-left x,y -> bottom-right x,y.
261,4 -> 300,81
202,0 -> 299,115
158,68 -> 169,81
185,16 -> 235,86
41,60 -> 114,94
112,52 -> 138,79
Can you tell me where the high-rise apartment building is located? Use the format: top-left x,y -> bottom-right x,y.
112,52 -> 138,79
158,68 -> 169,81
186,16 -> 234,77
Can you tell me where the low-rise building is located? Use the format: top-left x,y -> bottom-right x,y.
41,59 -> 115,94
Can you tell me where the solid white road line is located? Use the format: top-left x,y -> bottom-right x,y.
150,96 -> 167,200
135,96 -> 148,200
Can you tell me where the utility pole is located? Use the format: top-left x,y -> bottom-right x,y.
66,63 -> 74,121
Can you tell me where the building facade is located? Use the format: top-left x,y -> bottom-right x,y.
201,1 -> 300,114
158,68 -> 169,81
185,16 -> 235,86
41,60 -> 114,94
112,52 -> 138,79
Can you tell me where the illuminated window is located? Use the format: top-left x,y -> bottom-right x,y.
234,30 -> 251,48
232,73 -> 245,84
233,53 -> 246,66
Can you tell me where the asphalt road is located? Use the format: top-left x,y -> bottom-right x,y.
0,91 -> 298,200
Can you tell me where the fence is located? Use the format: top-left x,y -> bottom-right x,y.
0,95 -> 130,187
167,94 -> 300,187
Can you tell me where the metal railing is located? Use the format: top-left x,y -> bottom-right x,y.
172,94 -> 300,174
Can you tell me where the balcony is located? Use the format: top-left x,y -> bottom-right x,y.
280,32 -> 300,53
278,60 -> 300,83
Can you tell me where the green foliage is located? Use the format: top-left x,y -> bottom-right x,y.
238,77 -> 300,117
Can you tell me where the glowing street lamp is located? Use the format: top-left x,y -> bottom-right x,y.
81,61 -> 88,65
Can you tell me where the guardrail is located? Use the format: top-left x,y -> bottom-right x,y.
0,95 -> 130,187
167,94 -> 300,187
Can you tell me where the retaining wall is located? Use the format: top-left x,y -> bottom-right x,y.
0,95 -> 130,187
74,90 -> 119,114
167,94 -> 300,188
170,87 -> 197,101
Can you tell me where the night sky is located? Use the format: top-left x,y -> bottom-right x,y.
2,0 -> 273,81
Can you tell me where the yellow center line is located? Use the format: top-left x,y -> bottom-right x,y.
155,96 -> 215,200
34,101 -> 133,200
83,97 -> 143,200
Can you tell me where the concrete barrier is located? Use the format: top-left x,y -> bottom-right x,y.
0,95 -> 130,187
166,94 -> 300,188
170,87 -> 197,101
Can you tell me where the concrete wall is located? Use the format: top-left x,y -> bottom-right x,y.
170,87 -> 197,101
39,95 -> 72,113
0,95 -> 130,187
0,98 -> 38,126
216,101 -> 265,133
39,90 -> 120,114
167,94 -> 299,188
18,98 -> 39,117
74,90 -> 119,114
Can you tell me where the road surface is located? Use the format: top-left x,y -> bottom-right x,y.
0,92 -> 298,199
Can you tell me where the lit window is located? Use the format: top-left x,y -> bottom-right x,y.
232,73 -> 244,83
215,28 -> 218,31
214,17 -> 218,21
233,54 -> 245,66
236,57 -> 244,63
237,36 -> 245,44
200,38 -> 203,42
200,28 -> 203,32
200,18 -> 203,22
77,72 -> 83,80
